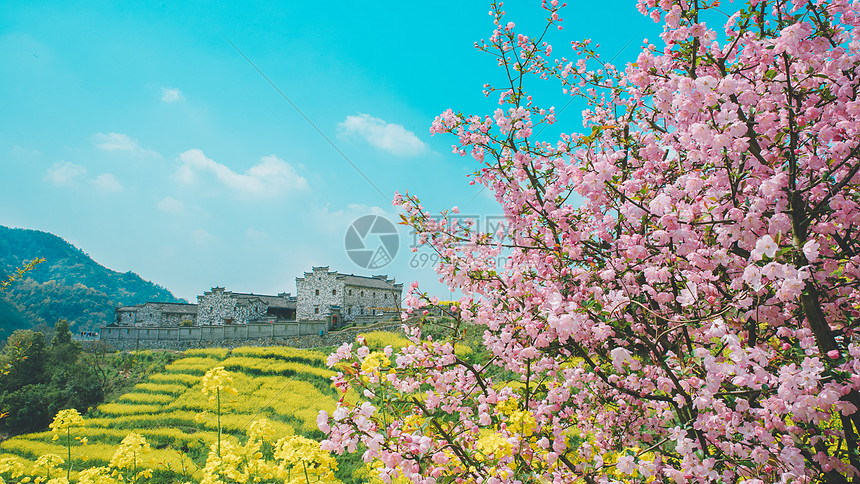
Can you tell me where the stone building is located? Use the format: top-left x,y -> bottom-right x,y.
110,267 -> 400,336
115,302 -> 198,327
196,288 -> 297,325
295,266 -> 402,326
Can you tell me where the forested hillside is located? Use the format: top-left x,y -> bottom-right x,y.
0,225 -> 185,334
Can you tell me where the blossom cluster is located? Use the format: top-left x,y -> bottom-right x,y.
323,0 -> 860,482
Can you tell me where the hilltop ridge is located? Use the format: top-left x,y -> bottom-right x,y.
0,225 -> 184,335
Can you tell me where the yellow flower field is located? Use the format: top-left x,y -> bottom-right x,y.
0,344 -> 344,483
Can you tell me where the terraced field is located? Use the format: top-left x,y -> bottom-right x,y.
0,343 -> 358,482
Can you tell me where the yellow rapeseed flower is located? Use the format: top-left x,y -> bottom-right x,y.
475,431 -> 513,460
32,454 -> 65,483
507,410 -> 537,437
401,414 -> 425,433
496,398 -> 518,416
0,456 -> 26,479
361,351 -> 390,374
247,419 -> 276,445
200,441 -> 247,484
274,435 -> 338,482
33,454 -> 64,471
202,367 -> 238,402
49,408 -> 86,480
109,433 -> 151,470
360,352 -> 390,382
49,409 -> 84,433
76,467 -> 117,484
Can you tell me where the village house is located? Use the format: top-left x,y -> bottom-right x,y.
115,301 -> 198,327
196,287 -> 297,325
295,266 -> 403,327
111,267 -> 401,331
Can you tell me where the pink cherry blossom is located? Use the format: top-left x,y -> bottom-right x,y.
323,0 -> 860,482
751,234 -> 778,261
803,239 -> 820,262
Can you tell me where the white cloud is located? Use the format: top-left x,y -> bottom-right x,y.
45,162 -> 123,192
94,132 -> 138,151
174,149 -> 310,199
246,228 -> 269,241
44,161 -> 86,186
93,132 -> 159,157
92,173 -> 122,192
310,203 -> 390,234
157,197 -> 184,214
338,113 -> 427,157
11,145 -> 41,157
190,228 -> 216,244
161,87 -> 184,103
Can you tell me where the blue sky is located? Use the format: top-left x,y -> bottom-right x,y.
1,1 -> 658,302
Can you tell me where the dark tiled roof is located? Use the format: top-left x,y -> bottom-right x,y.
149,302 -> 198,314
161,307 -> 198,314
117,302 -> 197,314
233,293 -> 296,309
337,274 -> 403,290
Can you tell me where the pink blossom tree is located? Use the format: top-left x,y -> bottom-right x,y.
321,0 -> 860,482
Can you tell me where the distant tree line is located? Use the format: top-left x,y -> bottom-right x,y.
0,320 -> 103,435
1,276 -> 115,332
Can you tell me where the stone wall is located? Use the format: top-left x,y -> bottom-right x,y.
296,267 -> 403,324
101,321 -> 327,347
162,312 -> 194,326
197,288 -> 237,325
138,304 -> 161,326
92,322 -> 405,352
235,298 -> 267,325
117,308 -> 136,326
341,285 -> 399,320
116,303 -> 197,327
197,288 -> 271,326
352,313 -> 399,326
296,268 -> 344,321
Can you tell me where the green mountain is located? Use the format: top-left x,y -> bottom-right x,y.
0,225 -> 185,335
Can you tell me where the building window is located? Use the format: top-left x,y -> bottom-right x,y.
314,307 -> 319,314
384,293 -> 388,299
315,289 -> 320,296
348,306 -> 352,314
332,289 -> 336,295
349,289 -> 353,295
361,291 -> 364,297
